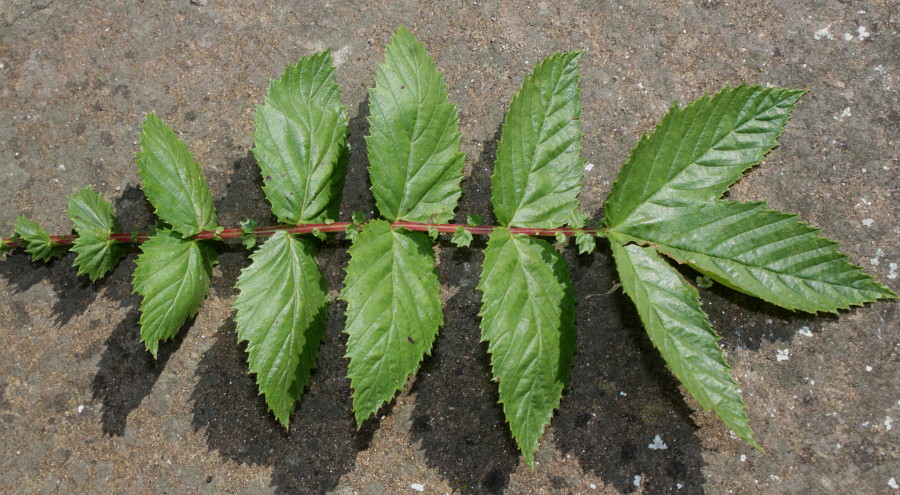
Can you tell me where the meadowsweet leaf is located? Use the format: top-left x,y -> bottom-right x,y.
367,26 -> 465,223
611,242 -> 758,448
341,220 -> 443,427
253,51 -> 349,224
451,226 -> 473,248
604,86 -> 805,229
14,215 -> 67,262
575,230 -> 596,255
612,201 -> 897,313
491,52 -> 584,229
239,219 -> 259,249
137,113 -> 219,237
234,231 -> 328,427
66,186 -> 128,281
133,230 -> 216,358
554,231 -> 567,245
478,228 -> 575,466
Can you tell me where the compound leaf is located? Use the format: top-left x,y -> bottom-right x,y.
234,231 -> 328,427
341,220 -> 443,427
253,51 -> 349,224
367,26 -> 465,223
611,242 -> 758,448
478,228 -> 575,466
14,215 -> 67,262
137,113 -> 219,237
133,230 -> 216,357
613,200 -> 897,313
66,186 -> 128,281
491,51 -> 584,229
604,86 -> 805,229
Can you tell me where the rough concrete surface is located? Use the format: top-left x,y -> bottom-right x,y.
0,1 -> 897,494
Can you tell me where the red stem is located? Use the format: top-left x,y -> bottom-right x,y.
2,221 -> 606,248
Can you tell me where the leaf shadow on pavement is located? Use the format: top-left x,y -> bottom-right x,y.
190,311 -> 372,494
88,185 -> 184,435
189,227 -> 371,495
554,249 -> 706,494
407,128 -> 520,494
189,99 -> 379,494
0,183 -> 184,437
410,244 -> 521,494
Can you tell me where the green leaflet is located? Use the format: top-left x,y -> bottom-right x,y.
341,220 -> 443,427
604,85 -> 805,229
234,231 -> 328,427
133,230 -> 216,357
14,215 -> 68,262
451,226 -> 473,248
253,51 -> 349,224
612,200 -> 897,313
66,186 -> 128,281
367,26 -> 465,223
478,228 -> 575,466
137,113 -> 219,237
491,51 -> 584,229
610,242 -> 758,448
575,230 -> 596,255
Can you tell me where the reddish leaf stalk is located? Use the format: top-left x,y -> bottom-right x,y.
2,222 -> 606,248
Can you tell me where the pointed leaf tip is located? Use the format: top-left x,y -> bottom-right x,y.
492,51 -> 584,229
253,51 -> 349,225
478,229 -> 576,464
137,113 -> 219,237
612,242 -> 759,448
605,85 -> 805,229
341,221 -> 443,427
366,27 -> 465,223
14,215 -> 68,262
613,200 -> 897,313
133,231 -> 216,357
234,231 -> 328,426
67,186 -> 128,281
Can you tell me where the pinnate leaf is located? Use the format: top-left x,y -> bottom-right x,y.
604,85 -> 805,229
253,51 -> 349,224
14,215 -> 67,262
234,231 -> 328,427
478,228 -> 575,466
612,200 -> 897,313
133,230 -> 216,357
137,113 -> 219,237
66,186 -> 128,281
491,51 -> 584,228
611,242 -> 758,447
341,220 -> 443,427
367,26 -> 465,223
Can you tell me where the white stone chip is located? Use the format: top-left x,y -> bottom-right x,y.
648,434 -> 668,450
